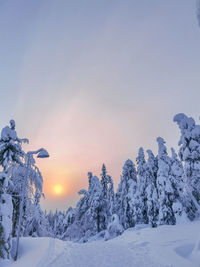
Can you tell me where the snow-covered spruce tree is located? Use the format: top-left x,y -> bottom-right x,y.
145,150 -> 159,227
24,201 -> 50,237
136,147 -> 148,224
52,210 -> 66,239
66,173 -> 103,241
0,172 -> 13,259
170,148 -> 184,199
0,120 -> 30,239
87,175 -> 103,235
170,148 -> 188,223
156,137 -> 175,225
64,207 -> 75,227
72,188 -> 89,240
173,113 -> 200,219
107,175 -> 116,215
46,211 -> 55,236
116,159 -> 137,229
10,161 -> 44,237
65,173 -> 92,241
61,207 -> 75,240
99,164 -> 110,231
0,120 -> 28,171
23,190 -> 51,238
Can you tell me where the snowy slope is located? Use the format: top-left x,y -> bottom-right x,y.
1,221 -> 200,267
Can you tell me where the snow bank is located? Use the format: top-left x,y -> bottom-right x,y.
1,221 -> 200,267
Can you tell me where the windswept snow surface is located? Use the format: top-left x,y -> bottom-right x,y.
1,221 -> 200,267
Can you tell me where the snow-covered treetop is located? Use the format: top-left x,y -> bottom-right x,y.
78,189 -> 88,196
122,159 -> 137,182
157,137 -> 168,159
89,175 -> 101,195
0,120 -> 29,170
146,149 -> 157,175
174,113 -> 195,132
174,113 -> 200,161
1,120 -> 28,144
88,172 -> 92,179
173,114 -> 195,145
146,150 -> 155,165
88,172 -> 93,190
101,163 -> 107,178
136,147 -> 146,172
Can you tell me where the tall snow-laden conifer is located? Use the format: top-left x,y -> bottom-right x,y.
116,159 -> 137,229
10,160 -> 44,237
87,175 -> 102,235
73,187 -> 89,240
170,148 -> 188,223
99,164 -> 111,231
107,175 -> 116,215
170,148 -> 184,199
136,147 -> 148,224
66,172 -> 103,241
0,120 -> 28,258
24,201 -> 50,237
61,207 -> 75,240
174,113 -> 200,219
146,150 -> 159,227
156,137 -> 175,225
0,172 -> 13,259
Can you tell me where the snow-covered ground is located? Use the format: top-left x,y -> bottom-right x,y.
1,221 -> 200,267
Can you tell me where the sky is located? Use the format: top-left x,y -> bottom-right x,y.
0,0 -> 200,211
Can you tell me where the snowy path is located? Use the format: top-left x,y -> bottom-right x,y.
62,239 -> 160,267
46,239 -> 156,267
37,238 -> 55,267
2,221 -> 200,267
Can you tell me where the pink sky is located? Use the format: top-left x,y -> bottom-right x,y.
1,1 -> 200,211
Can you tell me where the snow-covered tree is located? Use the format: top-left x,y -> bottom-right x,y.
107,175 -> 116,215
136,147 -> 148,224
145,150 -> 159,227
65,172 -> 103,241
61,207 -> 75,240
9,161 -> 44,237
52,210 -> 66,239
170,148 -> 184,199
173,113 -> 200,219
72,187 -> 90,240
101,164 -> 108,198
156,137 -> 175,225
98,164 -> 112,231
0,120 -> 28,171
104,214 -> 124,241
23,202 -> 51,237
116,159 -> 137,229
0,172 -> 13,259
87,175 -> 103,235
170,148 -> 188,223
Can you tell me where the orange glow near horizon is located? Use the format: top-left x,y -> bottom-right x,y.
53,184 -> 63,195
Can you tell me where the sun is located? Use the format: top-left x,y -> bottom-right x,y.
53,184 -> 63,195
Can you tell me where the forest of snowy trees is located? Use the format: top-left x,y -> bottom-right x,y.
1,113 -> 200,259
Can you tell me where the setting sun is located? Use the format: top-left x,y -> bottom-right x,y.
54,184 -> 63,195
